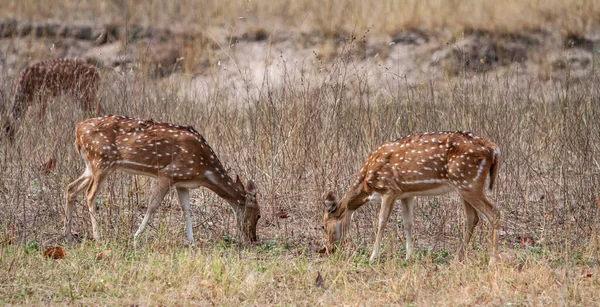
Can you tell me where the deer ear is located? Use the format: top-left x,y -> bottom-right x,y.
246,180 -> 257,196
324,191 -> 338,213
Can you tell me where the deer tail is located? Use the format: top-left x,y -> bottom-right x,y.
488,147 -> 501,191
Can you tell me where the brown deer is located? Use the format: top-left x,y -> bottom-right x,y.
322,131 -> 501,264
65,115 -> 261,247
3,58 -> 100,140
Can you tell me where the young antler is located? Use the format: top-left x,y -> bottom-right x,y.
65,115 -> 261,247
322,131 -> 501,265
3,58 -> 100,140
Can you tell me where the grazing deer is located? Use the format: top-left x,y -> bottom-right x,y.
65,115 -> 261,247
322,131 -> 501,264
3,58 -> 100,140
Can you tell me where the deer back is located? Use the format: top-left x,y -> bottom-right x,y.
353,131 -> 499,194
75,115 -> 240,191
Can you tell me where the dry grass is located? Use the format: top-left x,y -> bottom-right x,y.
0,55 -> 597,304
1,242 -> 599,306
2,0 -> 600,36
0,1 -> 599,305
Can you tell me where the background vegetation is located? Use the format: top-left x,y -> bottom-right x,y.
1,0 -> 599,305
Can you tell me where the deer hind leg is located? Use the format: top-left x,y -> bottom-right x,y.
459,191 -> 500,265
400,197 -> 416,260
133,178 -> 171,248
457,199 -> 479,262
85,168 -> 111,240
64,174 -> 92,242
38,102 -> 46,120
36,92 -> 48,121
370,193 -> 396,264
176,187 -> 194,246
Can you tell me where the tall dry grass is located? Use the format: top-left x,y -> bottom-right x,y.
0,37 -> 598,257
2,0 -> 600,35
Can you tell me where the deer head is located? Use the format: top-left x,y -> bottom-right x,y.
322,191 -> 346,253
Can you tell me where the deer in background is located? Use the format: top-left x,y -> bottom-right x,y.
65,115 -> 261,247
322,131 -> 501,265
3,58 -> 101,140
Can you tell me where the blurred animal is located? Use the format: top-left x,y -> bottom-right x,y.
3,58 -> 101,141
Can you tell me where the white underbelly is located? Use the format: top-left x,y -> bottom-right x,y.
399,184 -> 454,199
118,167 -> 159,178
174,181 -> 203,189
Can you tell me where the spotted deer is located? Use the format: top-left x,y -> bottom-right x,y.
3,58 -> 100,140
65,115 -> 261,247
322,131 -> 501,264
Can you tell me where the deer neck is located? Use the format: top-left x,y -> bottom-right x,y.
201,171 -> 246,209
340,184 -> 371,214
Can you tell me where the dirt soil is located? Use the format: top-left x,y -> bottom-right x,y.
0,19 -> 598,104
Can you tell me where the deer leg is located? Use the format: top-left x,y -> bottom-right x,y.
457,199 -> 479,262
64,174 -> 92,242
460,192 -> 500,265
176,187 -> 194,245
80,93 -> 92,113
133,178 -> 170,248
85,170 -> 109,240
37,95 -> 47,120
400,197 -> 416,260
81,87 -> 102,116
370,193 -> 396,264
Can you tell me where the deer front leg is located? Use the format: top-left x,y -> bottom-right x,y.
37,96 -> 47,121
400,197 -> 415,260
133,178 -> 170,248
85,172 -> 109,240
176,187 -> 195,246
370,193 -> 396,264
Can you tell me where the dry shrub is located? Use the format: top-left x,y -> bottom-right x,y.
0,40 -> 597,260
